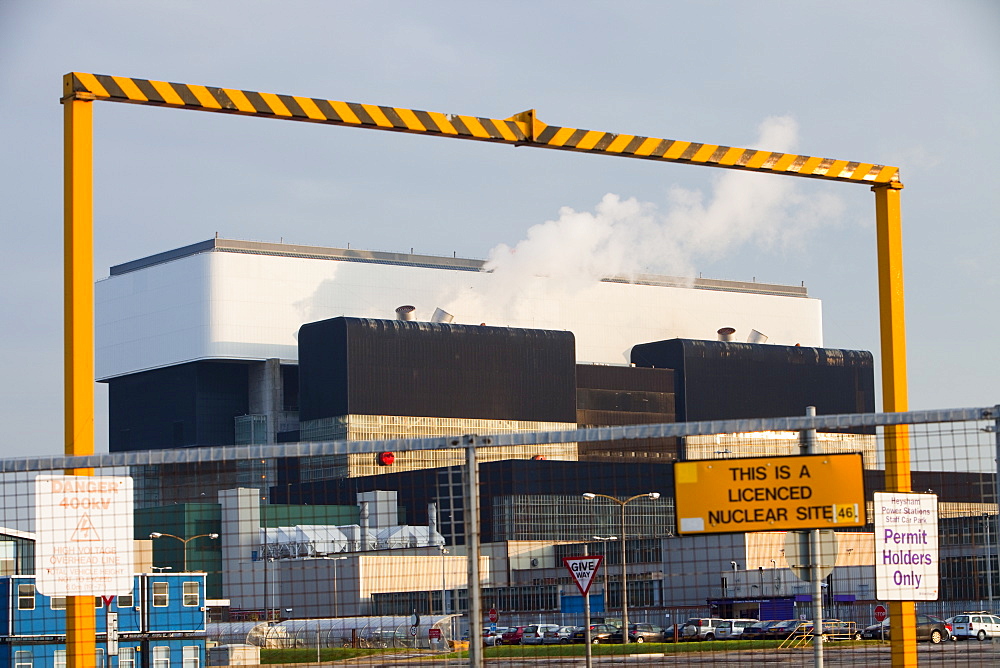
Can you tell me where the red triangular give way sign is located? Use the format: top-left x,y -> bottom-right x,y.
563,556 -> 603,595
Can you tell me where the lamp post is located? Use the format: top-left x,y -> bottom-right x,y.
327,556 -> 347,618
583,492 -> 660,644
593,535 -> 617,615
439,545 -> 449,616
149,532 -> 219,572
985,514 -> 994,608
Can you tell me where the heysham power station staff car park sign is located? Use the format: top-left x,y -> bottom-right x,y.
674,453 -> 865,534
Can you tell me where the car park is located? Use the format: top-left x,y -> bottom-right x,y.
715,619 -> 758,640
570,624 -> 616,644
860,615 -> 951,644
500,626 -> 527,645
542,626 -> 579,644
521,624 -> 561,645
679,617 -> 729,641
608,623 -> 665,643
950,612 -> 1000,641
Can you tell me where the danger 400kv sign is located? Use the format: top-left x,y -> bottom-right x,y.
35,475 -> 134,597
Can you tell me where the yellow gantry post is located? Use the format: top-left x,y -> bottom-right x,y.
62,82 -> 97,668
874,182 -> 916,667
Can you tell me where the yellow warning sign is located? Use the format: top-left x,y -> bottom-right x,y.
674,453 -> 865,534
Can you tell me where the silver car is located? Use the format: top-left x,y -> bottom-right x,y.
542,625 -> 579,644
521,624 -> 561,645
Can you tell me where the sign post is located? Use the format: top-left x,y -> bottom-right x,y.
564,555 -> 602,668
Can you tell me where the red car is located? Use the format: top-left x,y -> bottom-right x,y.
501,626 -> 527,645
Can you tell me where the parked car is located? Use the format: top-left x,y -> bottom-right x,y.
500,626 -> 527,645
608,623 -> 665,643
793,619 -> 860,641
764,619 -> 806,640
483,626 -> 509,646
522,624 -> 561,645
715,619 -> 758,639
740,620 -> 784,640
570,624 -> 616,644
949,612 -> 1000,641
860,615 -> 951,644
542,626 -> 579,644
679,617 -> 729,641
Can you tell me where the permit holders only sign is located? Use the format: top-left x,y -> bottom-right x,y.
35,475 -> 134,597
563,556 -> 603,595
874,491 -> 938,600
674,453 -> 865,535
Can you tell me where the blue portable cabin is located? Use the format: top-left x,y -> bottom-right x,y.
0,638 -> 205,668
0,573 -> 206,668
0,574 -> 205,636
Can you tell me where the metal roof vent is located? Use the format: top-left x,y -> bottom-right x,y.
717,327 -> 736,342
395,305 -> 416,321
431,308 -> 454,323
747,329 -> 768,344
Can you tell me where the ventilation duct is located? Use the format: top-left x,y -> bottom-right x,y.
431,308 -> 454,323
395,305 -> 416,321
747,329 -> 768,344
717,327 -> 736,342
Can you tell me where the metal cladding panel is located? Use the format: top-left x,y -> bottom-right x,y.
630,339 -> 875,432
108,361 -> 249,451
97,242 -> 823,380
575,364 -> 678,460
298,317 -> 577,423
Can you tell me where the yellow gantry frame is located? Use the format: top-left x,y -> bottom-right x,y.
62,72 -> 914,666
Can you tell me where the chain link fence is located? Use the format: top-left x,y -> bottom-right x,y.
0,405 -> 997,666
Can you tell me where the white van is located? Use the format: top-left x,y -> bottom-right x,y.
715,619 -> 758,639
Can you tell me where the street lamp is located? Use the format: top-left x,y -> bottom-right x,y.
593,535 -> 617,614
149,532 -> 219,572
583,492 -> 660,644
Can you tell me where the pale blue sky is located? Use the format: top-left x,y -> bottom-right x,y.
1,1 -> 997,458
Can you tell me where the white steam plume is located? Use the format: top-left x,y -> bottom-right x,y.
441,116 -> 844,321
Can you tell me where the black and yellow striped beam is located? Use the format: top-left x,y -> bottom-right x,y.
64,72 -> 900,186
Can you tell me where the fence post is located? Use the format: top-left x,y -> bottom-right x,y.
800,406 -> 824,668
465,435 -> 483,667
993,407 -> 1000,607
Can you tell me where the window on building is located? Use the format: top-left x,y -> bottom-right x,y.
54,650 -> 66,668
51,597 -> 66,610
183,582 -> 200,607
118,594 -> 134,608
153,646 -> 170,668
182,646 -> 200,668
95,648 -> 105,668
153,582 -> 169,607
17,584 -> 35,610
14,650 -> 32,668
95,596 -> 104,609
118,648 -> 136,668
